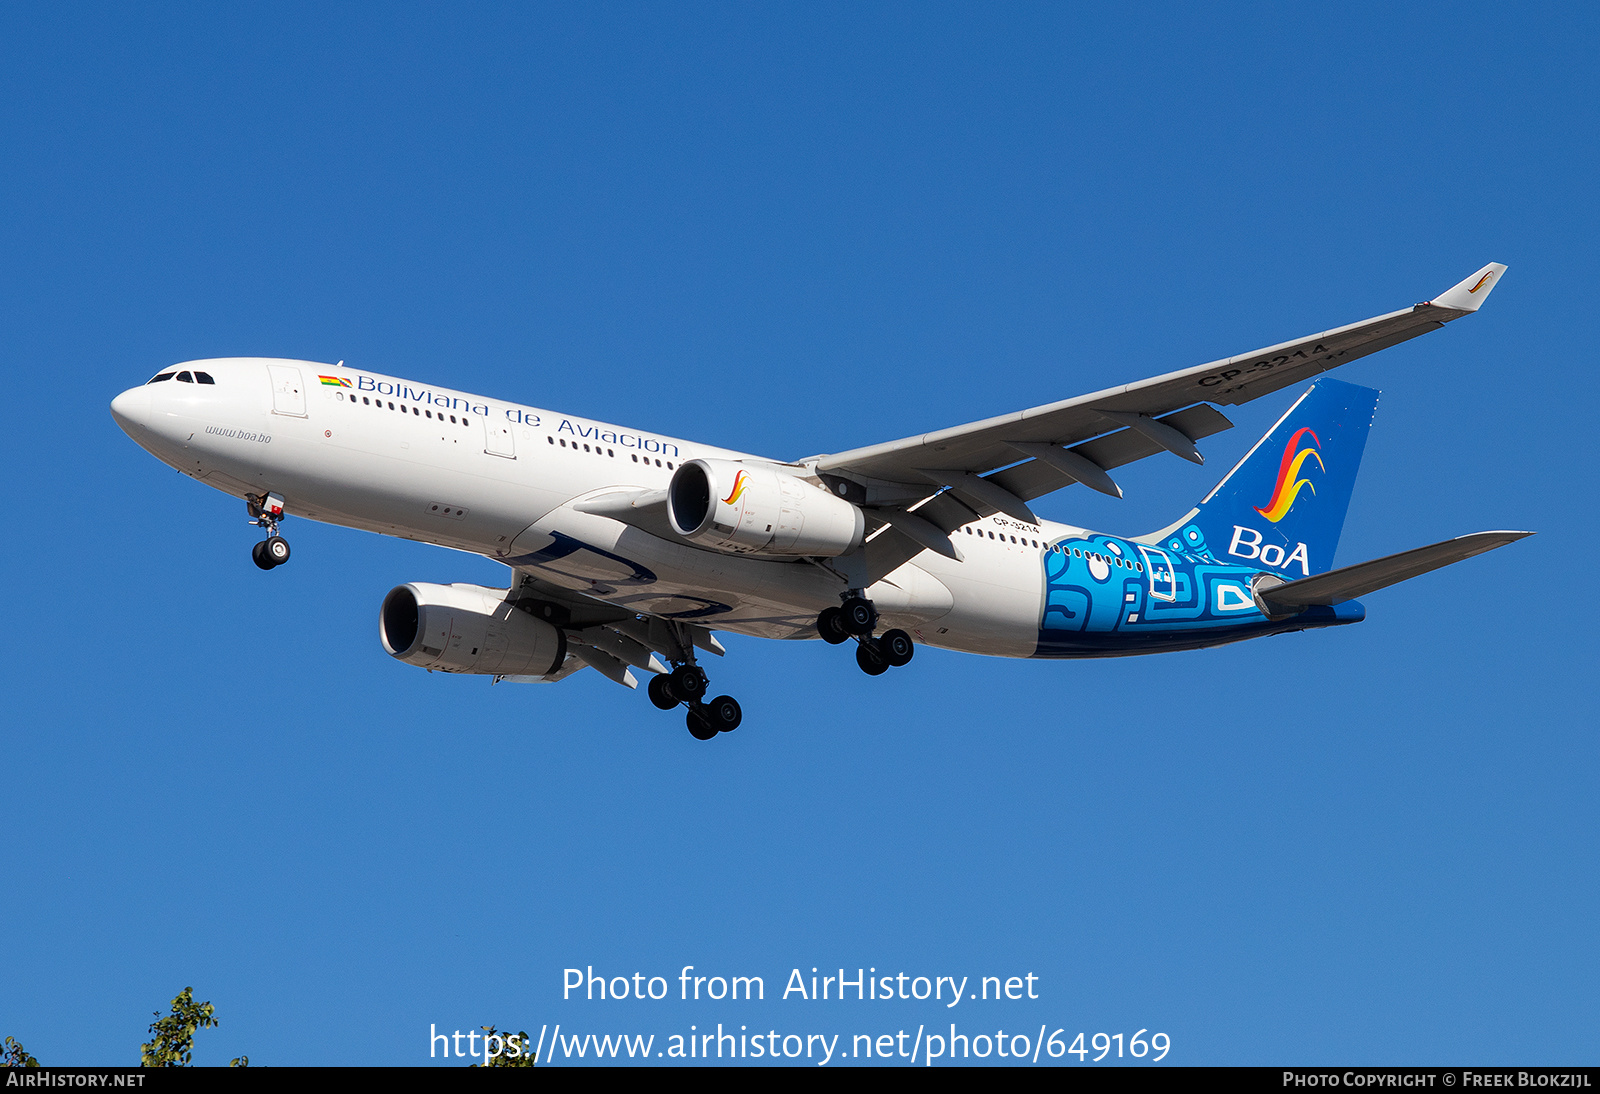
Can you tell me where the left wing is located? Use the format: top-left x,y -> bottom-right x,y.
502,567 -> 724,689
810,264 -> 1507,535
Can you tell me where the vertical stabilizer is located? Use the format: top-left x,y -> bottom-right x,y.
1140,379 -> 1379,577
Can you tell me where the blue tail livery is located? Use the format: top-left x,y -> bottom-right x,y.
1148,378 -> 1379,577
1033,376 -> 1525,659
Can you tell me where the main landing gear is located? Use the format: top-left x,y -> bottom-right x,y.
247,492 -> 292,571
817,595 -> 915,676
648,662 -> 742,740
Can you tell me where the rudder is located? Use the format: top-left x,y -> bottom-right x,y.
1141,378 -> 1379,577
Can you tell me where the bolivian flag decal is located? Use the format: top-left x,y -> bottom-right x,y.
318,375 -> 353,387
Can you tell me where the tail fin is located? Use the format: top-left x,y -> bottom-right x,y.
1140,378 -> 1379,577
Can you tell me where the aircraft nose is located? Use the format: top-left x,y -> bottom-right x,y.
109,385 -> 152,434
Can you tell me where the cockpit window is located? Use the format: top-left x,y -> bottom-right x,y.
194,371 -> 215,384
177,371 -> 194,383
147,372 -> 175,384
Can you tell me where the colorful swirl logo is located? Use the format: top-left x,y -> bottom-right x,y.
721,470 -> 749,506
1253,427 -> 1324,523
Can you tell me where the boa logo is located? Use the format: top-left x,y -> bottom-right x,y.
1254,427 -> 1324,523
1229,526 -> 1310,575
720,470 -> 750,506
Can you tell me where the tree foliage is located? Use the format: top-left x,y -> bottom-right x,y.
9,990 -> 249,1068
141,987 -> 218,1067
2,1036 -> 39,1067
474,1026 -> 536,1067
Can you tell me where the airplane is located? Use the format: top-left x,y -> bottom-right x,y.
109,262 -> 1529,740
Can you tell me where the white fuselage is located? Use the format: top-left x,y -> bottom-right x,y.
111,358 -> 1089,657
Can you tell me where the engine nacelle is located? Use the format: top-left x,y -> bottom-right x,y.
667,458 -> 865,557
380,583 -> 566,677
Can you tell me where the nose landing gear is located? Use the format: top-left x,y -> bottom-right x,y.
247,493 -> 292,570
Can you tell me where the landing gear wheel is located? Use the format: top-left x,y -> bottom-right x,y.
817,607 -> 851,645
251,541 -> 275,570
264,536 -> 291,566
648,674 -> 679,710
841,597 -> 877,636
686,705 -> 719,740
670,664 -> 708,702
705,695 -> 742,733
880,628 -> 915,667
856,639 -> 890,676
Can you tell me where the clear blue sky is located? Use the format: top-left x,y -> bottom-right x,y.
1,2 -> 1594,1066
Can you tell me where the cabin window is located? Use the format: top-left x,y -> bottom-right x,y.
413,407 -> 420,416
176,371 -> 194,383
387,401 -> 394,410
425,410 -> 432,419
608,449 -> 614,457
147,372 -> 175,384
195,371 -> 215,384
631,454 -> 638,462
667,462 -> 674,470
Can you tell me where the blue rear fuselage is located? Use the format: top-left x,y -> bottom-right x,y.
1034,528 -> 1364,658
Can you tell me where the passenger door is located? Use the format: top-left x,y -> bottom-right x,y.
484,420 -> 515,459
267,364 -> 307,417
1138,545 -> 1177,602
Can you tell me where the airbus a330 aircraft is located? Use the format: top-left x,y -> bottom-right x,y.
111,263 -> 1528,739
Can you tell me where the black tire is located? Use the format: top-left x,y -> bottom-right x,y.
880,628 -> 915,667
686,706 -> 719,740
264,536 -> 291,565
670,664 -> 708,702
856,639 -> 889,676
648,674 -> 679,710
706,695 -> 742,733
251,541 -> 275,571
841,597 -> 877,636
816,607 -> 850,645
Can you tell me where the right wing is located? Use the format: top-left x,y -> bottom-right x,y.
803,263 -> 1506,578
811,263 -> 1508,522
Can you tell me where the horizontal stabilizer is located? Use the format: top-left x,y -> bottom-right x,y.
1257,530 -> 1533,612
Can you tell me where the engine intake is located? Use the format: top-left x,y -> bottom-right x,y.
380,583 -> 566,677
667,459 -> 865,557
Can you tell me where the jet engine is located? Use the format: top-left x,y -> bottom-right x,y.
667,458 -> 865,557
380,583 -> 566,676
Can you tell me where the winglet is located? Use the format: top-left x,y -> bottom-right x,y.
1430,262 -> 1508,312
